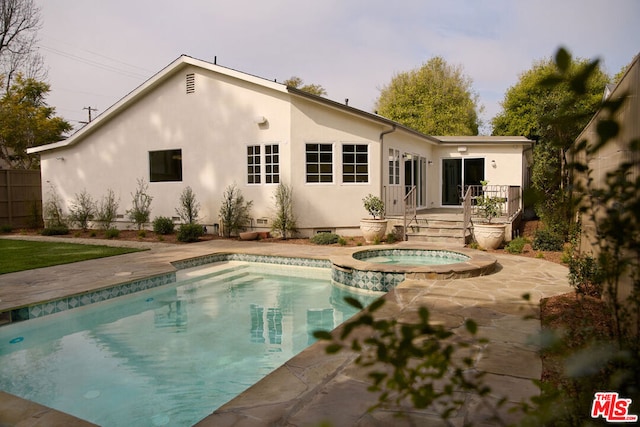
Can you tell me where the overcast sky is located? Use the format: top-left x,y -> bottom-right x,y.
36,0 -> 639,134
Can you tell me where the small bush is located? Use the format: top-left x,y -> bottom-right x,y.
532,229 -> 564,251
96,189 -> 119,230
310,232 -> 339,245
105,228 -> 120,239
41,226 -> 69,236
127,178 -> 153,230
505,237 -> 528,254
138,230 -> 146,238
177,223 -> 204,242
338,237 -> 347,246
568,254 -> 603,297
0,224 -> 11,233
153,216 -> 175,235
68,189 -> 96,231
385,233 -> 397,244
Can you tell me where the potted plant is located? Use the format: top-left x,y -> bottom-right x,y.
360,194 -> 388,243
472,190 -> 505,250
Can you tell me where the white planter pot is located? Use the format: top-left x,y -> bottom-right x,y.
360,219 -> 388,243
473,223 -> 505,250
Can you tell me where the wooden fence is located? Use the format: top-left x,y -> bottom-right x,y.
0,169 -> 42,228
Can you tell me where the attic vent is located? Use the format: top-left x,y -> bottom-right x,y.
186,73 -> 195,94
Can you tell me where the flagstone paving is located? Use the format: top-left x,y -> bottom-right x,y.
0,236 -> 571,426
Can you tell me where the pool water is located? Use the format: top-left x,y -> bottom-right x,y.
0,262 -> 380,427
363,255 -> 464,265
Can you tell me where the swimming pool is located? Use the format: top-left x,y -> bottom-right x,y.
0,261 -> 380,427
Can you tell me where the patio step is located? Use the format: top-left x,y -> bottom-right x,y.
403,217 -> 471,246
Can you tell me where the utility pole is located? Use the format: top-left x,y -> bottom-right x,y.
82,106 -> 98,124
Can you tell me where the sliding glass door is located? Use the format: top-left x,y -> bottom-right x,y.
441,158 -> 484,205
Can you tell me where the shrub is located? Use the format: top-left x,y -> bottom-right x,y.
0,224 -> 11,233
310,232 -> 339,245
532,229 -> 564,251
338,237 -> 347,246
43,184 -> 67,228
505,237 -> 528,254
138,230 -> 146,238
105,228 -> 120,239
271,183 -> 297,239
219,184 -> 252,237
96,189 -> 120,230
175,186 -> 200,224
68,189 -> 96,231
41,225 -> 69,236
153,216 -> 175,235
127,179 -> 153,230
177,223 -> 204,242
568,254 -> 603,297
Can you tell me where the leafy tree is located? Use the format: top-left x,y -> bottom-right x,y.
491,55 -> 610,238
375,57 -> 482,135
0,76 -> 71,168
284,76 -> 327,96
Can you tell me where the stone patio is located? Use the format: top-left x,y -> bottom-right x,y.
0,236 -> 571,426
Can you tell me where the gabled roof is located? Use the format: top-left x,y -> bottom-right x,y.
29,55 -> 531,154
29,55 -> 290,154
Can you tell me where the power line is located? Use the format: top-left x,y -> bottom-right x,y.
39,45 -> 150,80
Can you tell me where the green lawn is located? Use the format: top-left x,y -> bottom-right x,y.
0,239 -> 145,274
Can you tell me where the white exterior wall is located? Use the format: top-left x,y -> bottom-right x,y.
288,98 -> 384,234
433,143 -> 526,207
35,56 -> 532,237
40,64 -> 292,231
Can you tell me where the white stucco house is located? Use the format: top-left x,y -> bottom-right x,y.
29,55 -> 532,240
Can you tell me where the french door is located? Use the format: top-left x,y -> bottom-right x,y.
404,154 -> 427,207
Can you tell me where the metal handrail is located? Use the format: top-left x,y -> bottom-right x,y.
462,186 -> 472,241
403,186 -> 417,240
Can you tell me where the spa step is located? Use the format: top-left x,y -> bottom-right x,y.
404,218 -> 471,246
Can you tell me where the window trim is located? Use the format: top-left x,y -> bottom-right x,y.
305,142 -> 334,184
264,144 -> 280,184
247,145 -> 261,185
342,143 -> 369,184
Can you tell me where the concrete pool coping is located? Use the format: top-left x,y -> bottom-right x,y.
0,236 -> 572,426
331,246 -> 498,282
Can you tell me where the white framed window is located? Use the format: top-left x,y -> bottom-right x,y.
388,148 -> 400,185
342,144 -> 368,183
265,144 -> 280,184
247,145 -> 261,184
306,143 -> 333,183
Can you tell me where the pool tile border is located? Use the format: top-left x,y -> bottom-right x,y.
8,253 -> 331,323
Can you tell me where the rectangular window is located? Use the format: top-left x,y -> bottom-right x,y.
247,145 -> 261,184
149,149 -> 182,182
306,143 -> 333,183
342,144 -> 368,183
265,144 -> 280,184
388,148 -> 400,185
